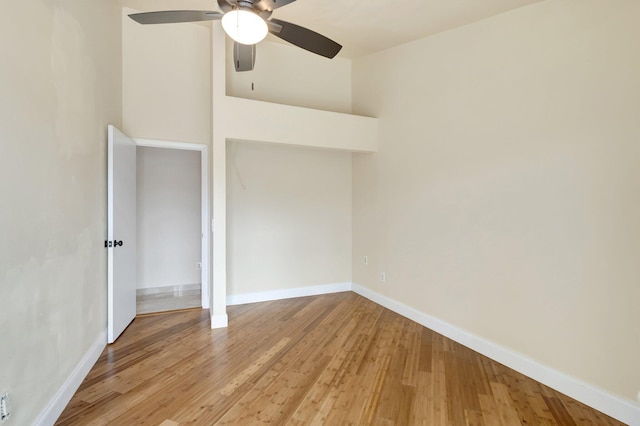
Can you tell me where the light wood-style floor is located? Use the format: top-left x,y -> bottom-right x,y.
56,293 -> 623,425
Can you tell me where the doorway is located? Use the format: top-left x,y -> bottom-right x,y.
134,139 -> 210,314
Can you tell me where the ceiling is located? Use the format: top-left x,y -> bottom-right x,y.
271,0 -> 542,57
123,0 -> 542,58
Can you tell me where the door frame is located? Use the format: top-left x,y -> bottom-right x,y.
134,138 -> 210,310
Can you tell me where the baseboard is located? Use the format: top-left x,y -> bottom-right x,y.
136,283 -> 200,296
211,313 -> 229,329
227,282 -> 353,306
351,283 -> 640,425
34,331 -> 107,426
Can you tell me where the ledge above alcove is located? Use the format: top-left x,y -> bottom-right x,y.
222,95 -> 378,153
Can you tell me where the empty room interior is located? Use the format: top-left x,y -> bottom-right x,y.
1,0 -> 640,425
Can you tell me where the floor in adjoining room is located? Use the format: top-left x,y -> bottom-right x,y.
57,292 -> 624,425
136,288 -> 201,315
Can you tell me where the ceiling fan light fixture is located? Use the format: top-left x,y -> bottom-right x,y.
221,9 -> 268,45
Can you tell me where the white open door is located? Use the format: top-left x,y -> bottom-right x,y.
107,125 -> 137,344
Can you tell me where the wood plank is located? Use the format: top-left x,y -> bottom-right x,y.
218,337 -> 291,396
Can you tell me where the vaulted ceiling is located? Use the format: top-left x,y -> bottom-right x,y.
272,0 -> 542,57
122,0 -> 542,57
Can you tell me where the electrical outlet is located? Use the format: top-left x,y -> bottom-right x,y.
0,392 -> 11,423
380,272 -> 386,283
637,390 -> 640,402
196,262 -> 202,270
363,256 -> 368,265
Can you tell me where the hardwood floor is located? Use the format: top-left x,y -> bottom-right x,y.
56,292 -> 624,425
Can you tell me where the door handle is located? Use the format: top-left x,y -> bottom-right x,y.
104,240 -> 124,248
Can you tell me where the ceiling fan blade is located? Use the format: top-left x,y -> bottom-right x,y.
234,42 -> 256,72
268,19 -> 342,59
216,0 -> 232,13
129,10 -> 222,25
253,0 -> 297,12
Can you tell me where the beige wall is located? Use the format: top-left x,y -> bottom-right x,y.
352,0 -> 640,402
227,141 -> 352,296
222,34 -> 356,300
0,1 -> 122,424
136,147 -> 201,290
122,7 -> 211,144
226,39 -> 352,114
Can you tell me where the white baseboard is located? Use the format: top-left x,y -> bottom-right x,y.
211,313 -> 229,329
34,331 -> 107,426
351,283 -> 640,425
227,282 -> 352,306
136,283 -> 200,296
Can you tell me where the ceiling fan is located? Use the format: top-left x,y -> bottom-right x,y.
129,0 -> 342,72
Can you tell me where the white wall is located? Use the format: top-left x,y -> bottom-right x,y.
137,147 -> 201,290
122,6 -> 211,145
352,0 -> 640,405
0,1 -> 122,424
226,39 -> 352,114
227,141 -> 352,296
